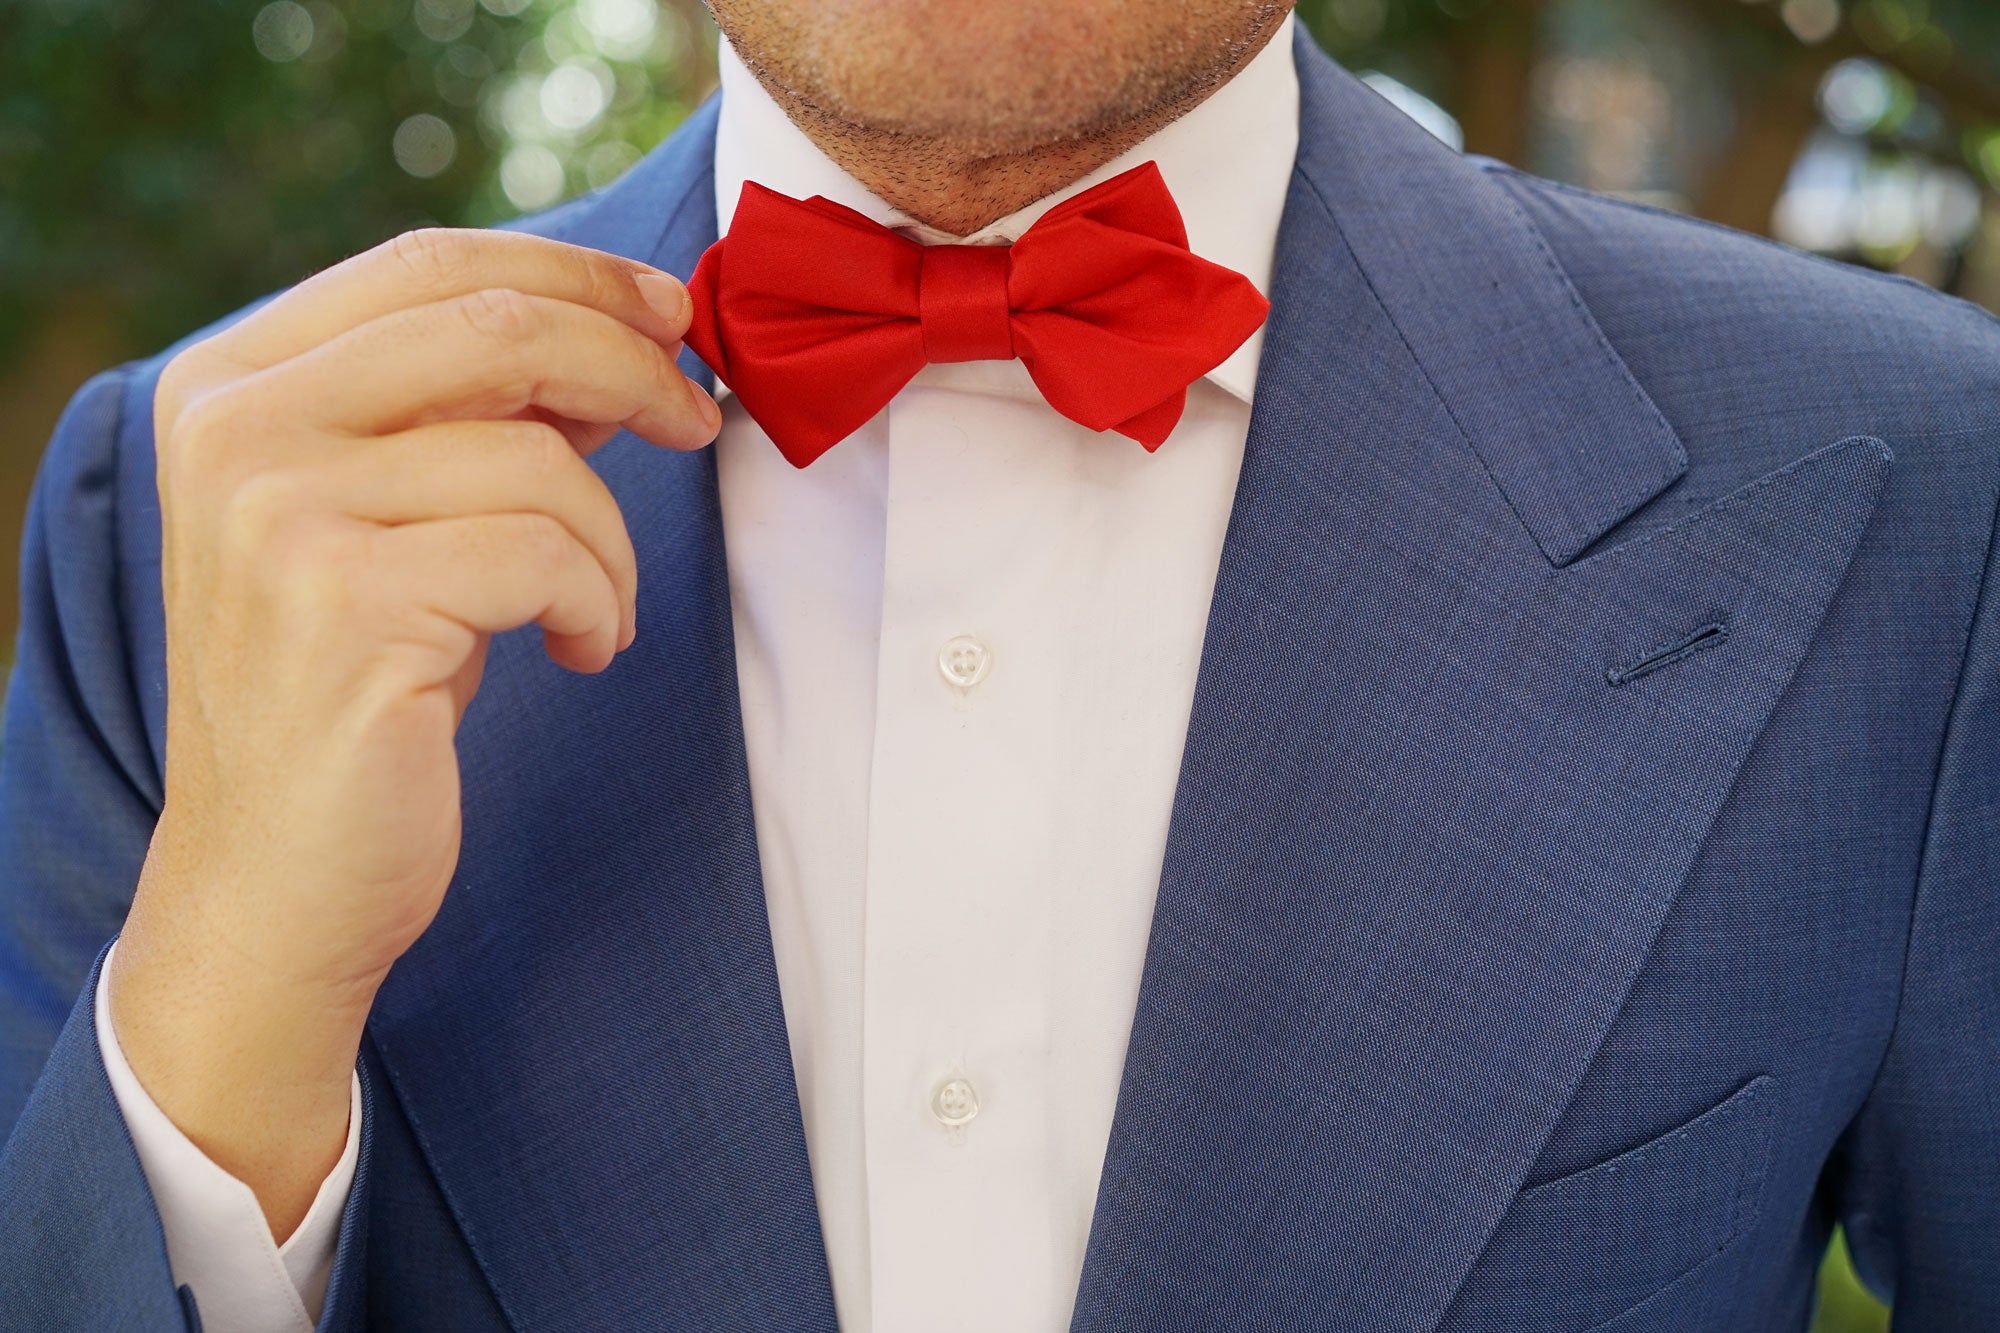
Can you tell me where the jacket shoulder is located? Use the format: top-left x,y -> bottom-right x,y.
1489,162 -> 2000,442
1482,161 -> 2000,587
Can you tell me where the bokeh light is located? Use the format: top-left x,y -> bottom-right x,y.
1328,0 -> 1388,44
1974,129 -> 2000,187
1781,0 -> 1843,46
414,0 -> 477,45
251,1 -> 315,63
393,114 -> 458,179
540,59 -> 614,131
578,0 -> 659,60
500,142 -> 566,209
1821,60 -> 1898,135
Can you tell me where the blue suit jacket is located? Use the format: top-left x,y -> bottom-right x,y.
3,26 -> 1997,1332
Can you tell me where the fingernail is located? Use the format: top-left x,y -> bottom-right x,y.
635,273 -> 689,327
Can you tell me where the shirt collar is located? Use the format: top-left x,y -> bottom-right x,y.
710,13 -> 1300,405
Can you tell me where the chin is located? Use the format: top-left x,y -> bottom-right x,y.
715,0 -> 1280,147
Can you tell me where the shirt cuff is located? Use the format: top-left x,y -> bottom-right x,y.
95,938 -> 361,1333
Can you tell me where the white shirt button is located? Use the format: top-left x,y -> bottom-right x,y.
937,635 -> 992,689
931,1076 -> 980,1127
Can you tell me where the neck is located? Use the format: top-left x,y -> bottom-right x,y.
732,10 -> 1293,237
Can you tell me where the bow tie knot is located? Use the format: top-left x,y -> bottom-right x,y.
919,245 -> 1014,364
684,161 -> 1269,467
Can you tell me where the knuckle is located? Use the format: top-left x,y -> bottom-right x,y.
592,577 -> 620,625
457,286 -> 539,345
642,338 -> 682,398
387,226 -> 475,292
273,525 -> 364,619
503,420 -> 576,481
515,512 -> 573,565
164,387 -> 244,475
580,562 -> 620,622
564,243 -> 624,314
600,492 -> 638,584
608,521 -> 638,586
220,468 -> 309,548
154,350 -> 201,428
509,431 -> 636,590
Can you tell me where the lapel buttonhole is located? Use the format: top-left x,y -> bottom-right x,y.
1606,620 -> 1730,687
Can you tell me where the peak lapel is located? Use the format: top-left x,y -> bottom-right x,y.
365,102 -> 840,1331
1070,30 -> 1889,1333
1297,40 -> 1688,569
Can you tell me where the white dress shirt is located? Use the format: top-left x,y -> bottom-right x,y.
95,16 -> 1300,1331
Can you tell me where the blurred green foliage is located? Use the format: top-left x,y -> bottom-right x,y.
1292,0 -> 2000,176
1295,0 -> 2000,92
1818,1231 -> 1891,1333
0,0 -> 709,366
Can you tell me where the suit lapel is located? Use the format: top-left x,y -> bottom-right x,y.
1070,30 -> 1888,1333
364,103 -> 840,1331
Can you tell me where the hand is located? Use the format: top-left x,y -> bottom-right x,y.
107,228 -> 720,1240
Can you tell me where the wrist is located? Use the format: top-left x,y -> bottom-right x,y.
109,877 -> 373,1238
125,808 -> 392,1001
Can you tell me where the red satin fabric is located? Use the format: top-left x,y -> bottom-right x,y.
683,162 -> 1271,468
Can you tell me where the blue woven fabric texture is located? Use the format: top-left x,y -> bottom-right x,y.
2,22 -> 1997,1332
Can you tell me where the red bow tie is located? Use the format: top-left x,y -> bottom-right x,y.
682,162 -> 1270,468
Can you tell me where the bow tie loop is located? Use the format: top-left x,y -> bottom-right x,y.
684,161 -> 1269,467
919,245 -> 1014,364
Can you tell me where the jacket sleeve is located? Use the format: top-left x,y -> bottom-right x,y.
0,366 -> 373,1330
1836,476 -> 2000,1325
96,940 -> 363,1332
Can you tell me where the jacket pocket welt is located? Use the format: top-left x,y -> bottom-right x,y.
1439,1074 -> 1780,1333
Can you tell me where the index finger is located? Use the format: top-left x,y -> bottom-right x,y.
198,228 -> 692,374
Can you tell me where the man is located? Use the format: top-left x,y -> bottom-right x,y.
1,0 -> 1996,1327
